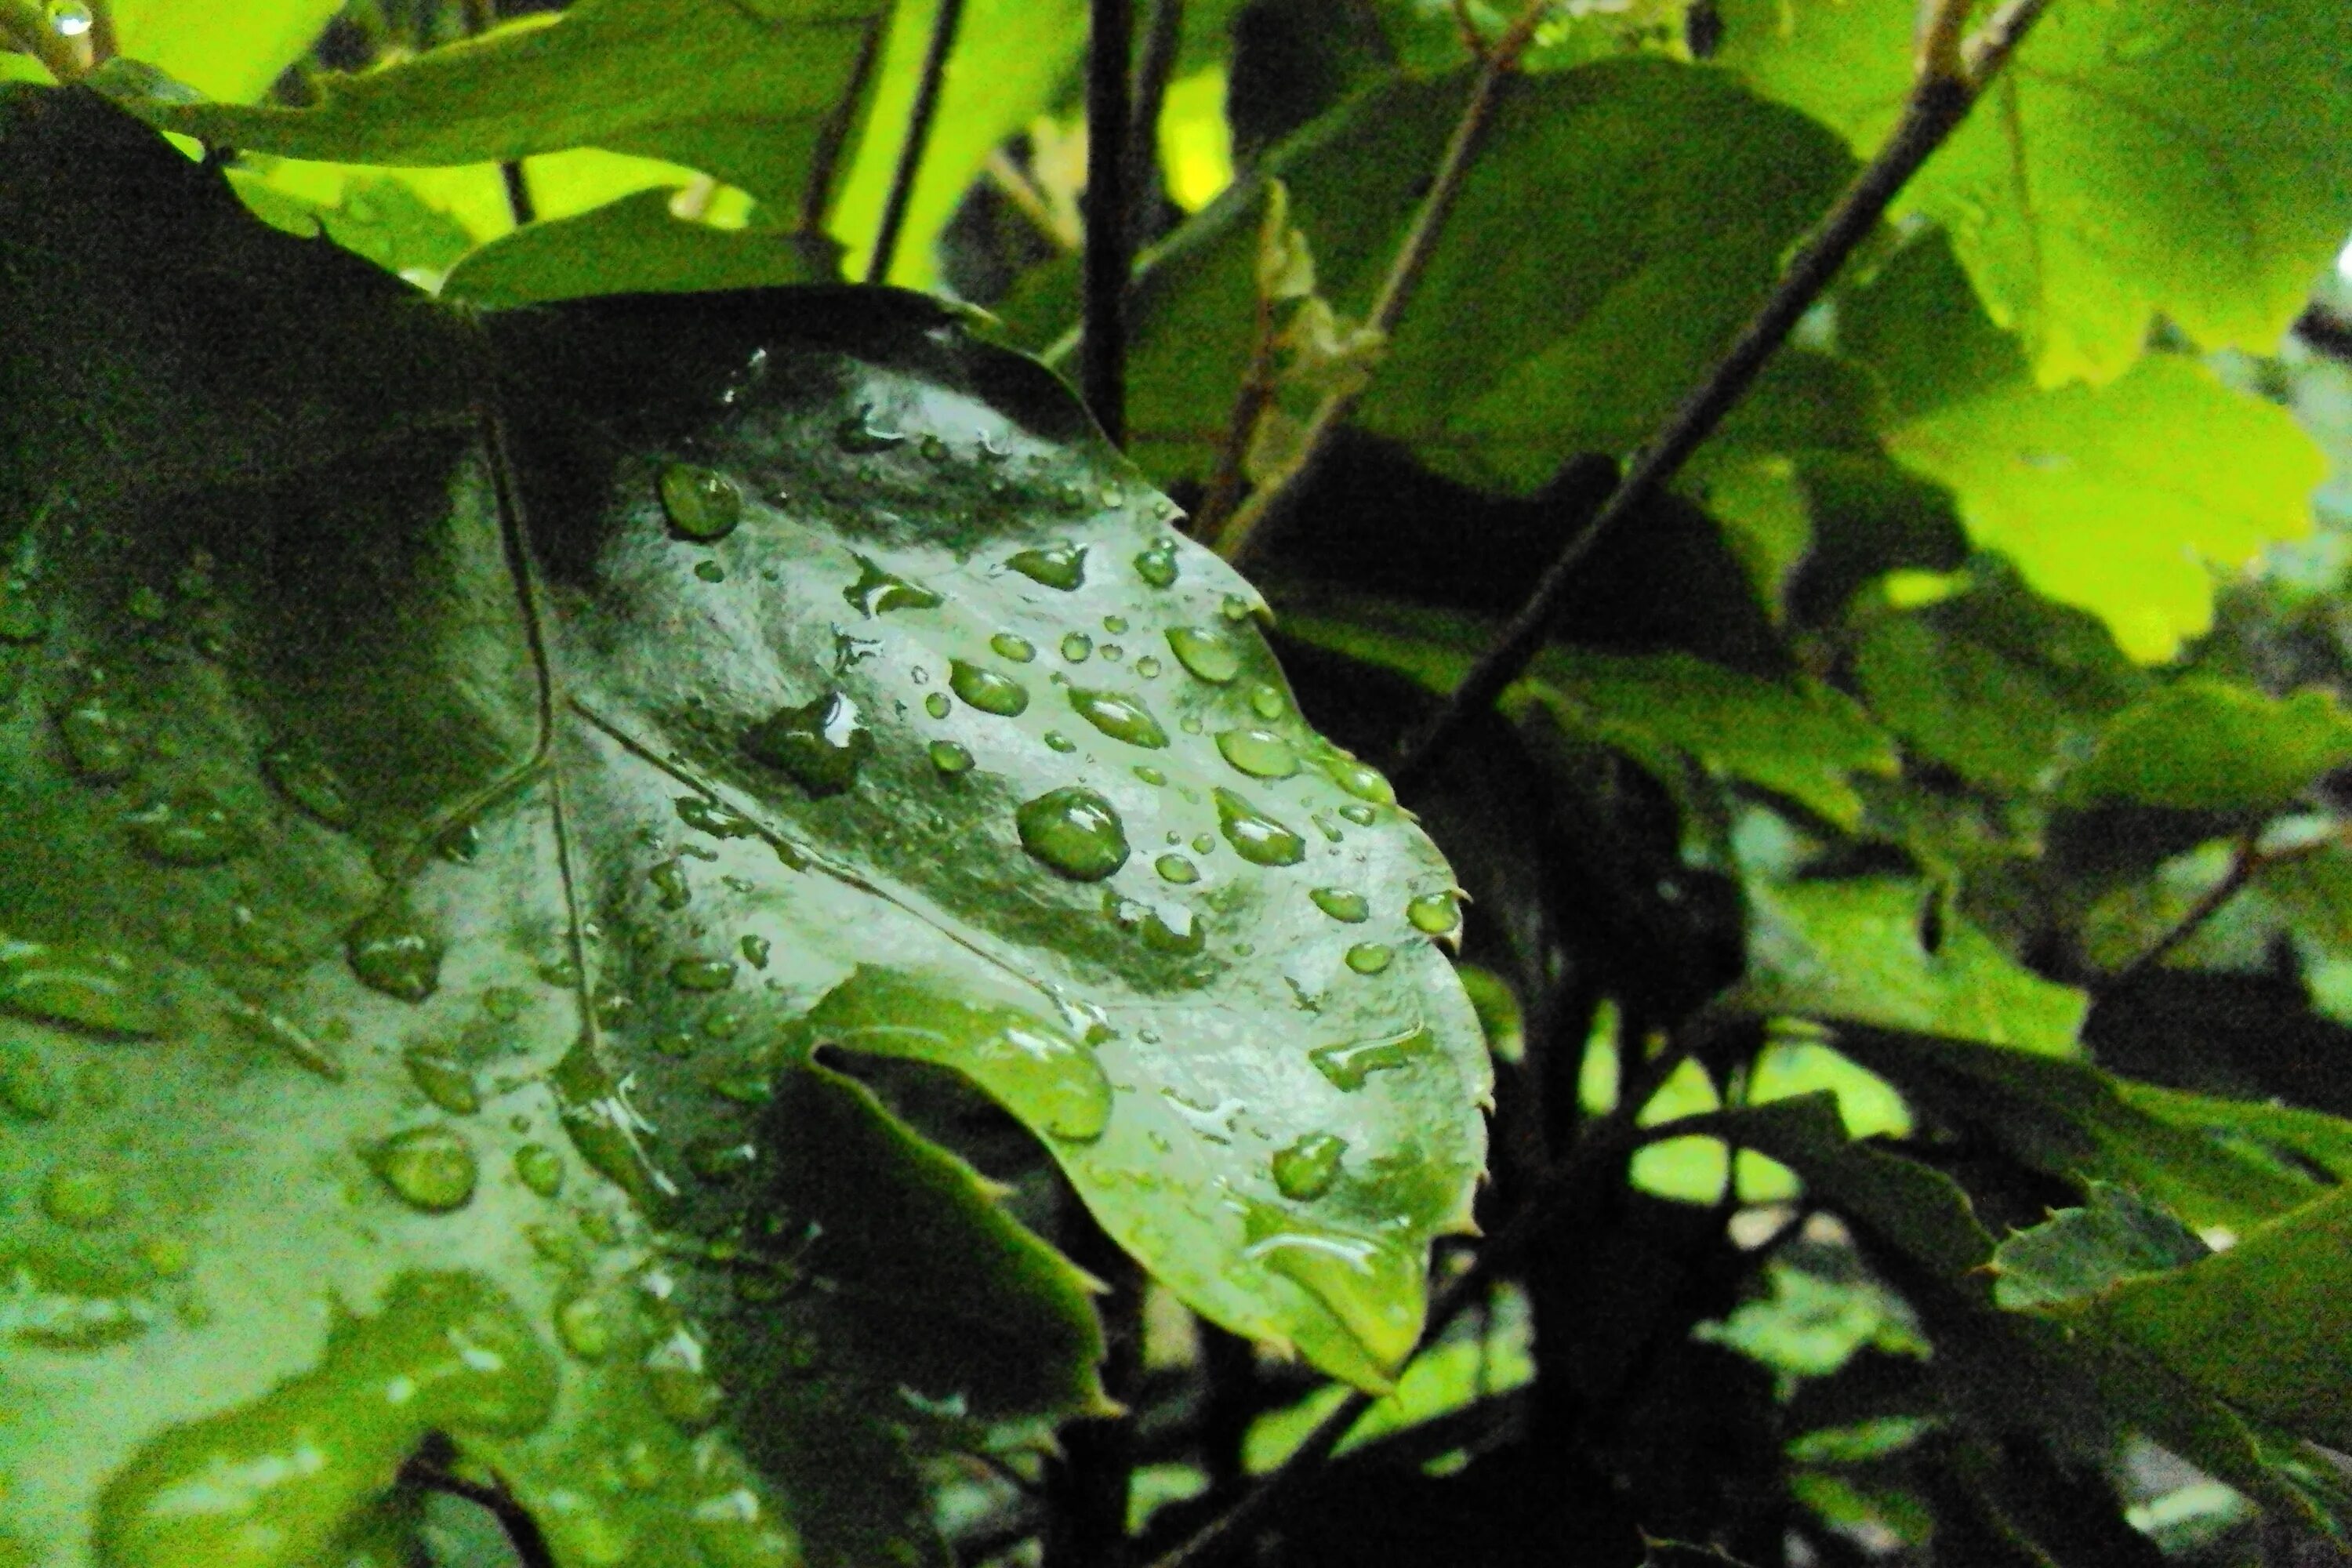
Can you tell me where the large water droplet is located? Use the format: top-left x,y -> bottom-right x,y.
1069,688 -> 1169,749
1017,788 -> 1129,881
1249,683 -> 1287,720
1406,891 -> 1460,935
1007,544 -> 1087,590
841,554 -> 942,616
1272,1132 -> 1347,1200
743,690 -> 873,797
1309,888 -> 1369,924
1247,1216 -> 1422,1374
347,895 -> 444,1003
0,941 -> 169,1036
404,1048 -> 481,1115
46,1 -> 92,38
928,739 -> 975,776
260,739 -> 357,829
124,791 -> 240,866
1345,942 -> 1393,975
1324,756 -> 1396,805
1214,788 -> 1305,866
368,1125 -> 478,1212
660,463 -> 744,542
42,1167 -> 120,1229
1155,854 -> 1198,884
1134,539 -> 1179,587
1217,728 -> 1299,779
1167,626 -> 1242,684
950,660 -> 1030,717
1338,803 -> 1377,826
991,632 -> 1038,662
1308,1025 -> 1430,1091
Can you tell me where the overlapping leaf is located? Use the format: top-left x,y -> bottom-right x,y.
0,89 -> 1486,1566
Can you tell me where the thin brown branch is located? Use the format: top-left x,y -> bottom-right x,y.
0,0 -> 87,80
2097,827 -> 2337,997
1392,0 -> 2057,785
1209,0 -> 1552,566
869,0 -> 968,282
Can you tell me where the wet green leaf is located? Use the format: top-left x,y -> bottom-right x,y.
0,90 -> 1486,1566
1991,1181 -> 2211,1311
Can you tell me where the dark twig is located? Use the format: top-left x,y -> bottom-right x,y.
1083,0 -> 1137,445
1126,0 -> 1185,248
457,0 -> 535,227
868,0 -> 967,282
1044,1199 -> 1145,1568
2097,827 -> 2339,996
1146,1065 -> 1726,1568
804,16 -> 891,238
1211,0 -> 1548,567
400,1452 -> 557,1568
1392,0 -> 2056,784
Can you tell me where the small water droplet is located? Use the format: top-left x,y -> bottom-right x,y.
368,1125 -> 478,1213
404,1048 -> 480,1114
45,1 -> 93,37
928,739 -> 975,775
1217,728 -> 1299,780
695,561 -> 726,583
744,690 -> 874,796
741,934 -> 771,968
1059,632 -> 1093,663
843,555 -> 942,615
555,1292 -> 615,1360
1134,765 -> 1167,786
1102,616 -> 1129,637
646,1325 -> 725,1429
1308,1025 -> 1430,1091
925,691 -> 953,720
514,1144 -> 565,1198
1135,655 -> 1163,679
1345,942 -> 1393,975
649,856 -> 692,911
1324,756 -> 1397,805
1406,891 -> 1460,935
991,632 -> 1038,662
1272,1132 -> 1347,1200
1248,683 -> 1287,720
1311,811 -> 1344,844
1310,887 -> 1369,923
224,998 -> 343,1080
0,942 -> 169,1036
1016,787 -> 1130,881
949,660 -> 1030,717
661,463 -> 744,542
1069,687 -> 1169,748
1215,788 -> 1305,866
1167,626 -> 1242,684
837,407 -> 907,452
347,895 -> 444,1003
687,1136 -> 759,1184
42,1167 -> 119,1229
1100,644 -> 1123,662
1007,544 -> 1087,590
1044,731 -> 1077,753
1191,832 -> 1216,855
1221,593 -> 1254,622
258,739 -> 357,829
123,790 -> 240,866
1338,803 -> 1377,826
1133,539 -> 1179,587
1155,854 -> 1198,884
670,956 -> 738,992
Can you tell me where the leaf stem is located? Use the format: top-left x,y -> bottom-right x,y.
1392,0 -> 2056,785
1146,1069 -> 1726,1568
1209,0 -> 1550,566
867,0 -> 967,283
0,0 -> 85,81
1083,0 -> 1137,445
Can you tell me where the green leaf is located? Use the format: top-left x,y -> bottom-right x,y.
1022,59 -> 1853,491
442,188 -> 837,307
113,0 -> 343,103
1733,880 -> 2088,1054
2117,1082 -> 2352,1189
2060,679 -> 2352,812
827,0 -> 1087,287
108,0 -> 891,217
1718,0 -> 2352,384
1720,1091 -> 1993,1277
1882,354 -> 2327,663
1991,1181 -> 2211,1311
0,91 -> 1488,1564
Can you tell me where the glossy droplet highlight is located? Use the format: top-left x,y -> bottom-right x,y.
660,463 -> 744,542
1272,1132 -> 1347,1200
925,691 -> 952,720
1017,788 -> 1129,881
645,1324 -> 726,1430
1167,626 -> 1242,684
1310,1025 -> 1432,1091
1007,544 -> 1087,590
837,407 -> 906,452
123,790 -> 240,866
1249,683 -> 1287,720
1044,731 -> 1076,753
1217,728 -> 1299,780
556,1292 -> 614,1360
1214,788 -> 1305,867
1069,688 -> 1168,749
743,690 -> 873,797
949,660 -> 1030,717
1326,756 -> 1396,805
404,1048 -> 481,1115
929,739 -> 975,775
991,632 -> 1038,662
1310,887 -> 1369,924
1134,539 -> 1179,586
1345,942 -> 1393,975
842,554 -> 941,615
1407,891 -> 1460,935
1155,854 -> 1198,884
1339,803 -> 1377,826
347,895 -> 444,1004
368,1126 -> 479,1212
